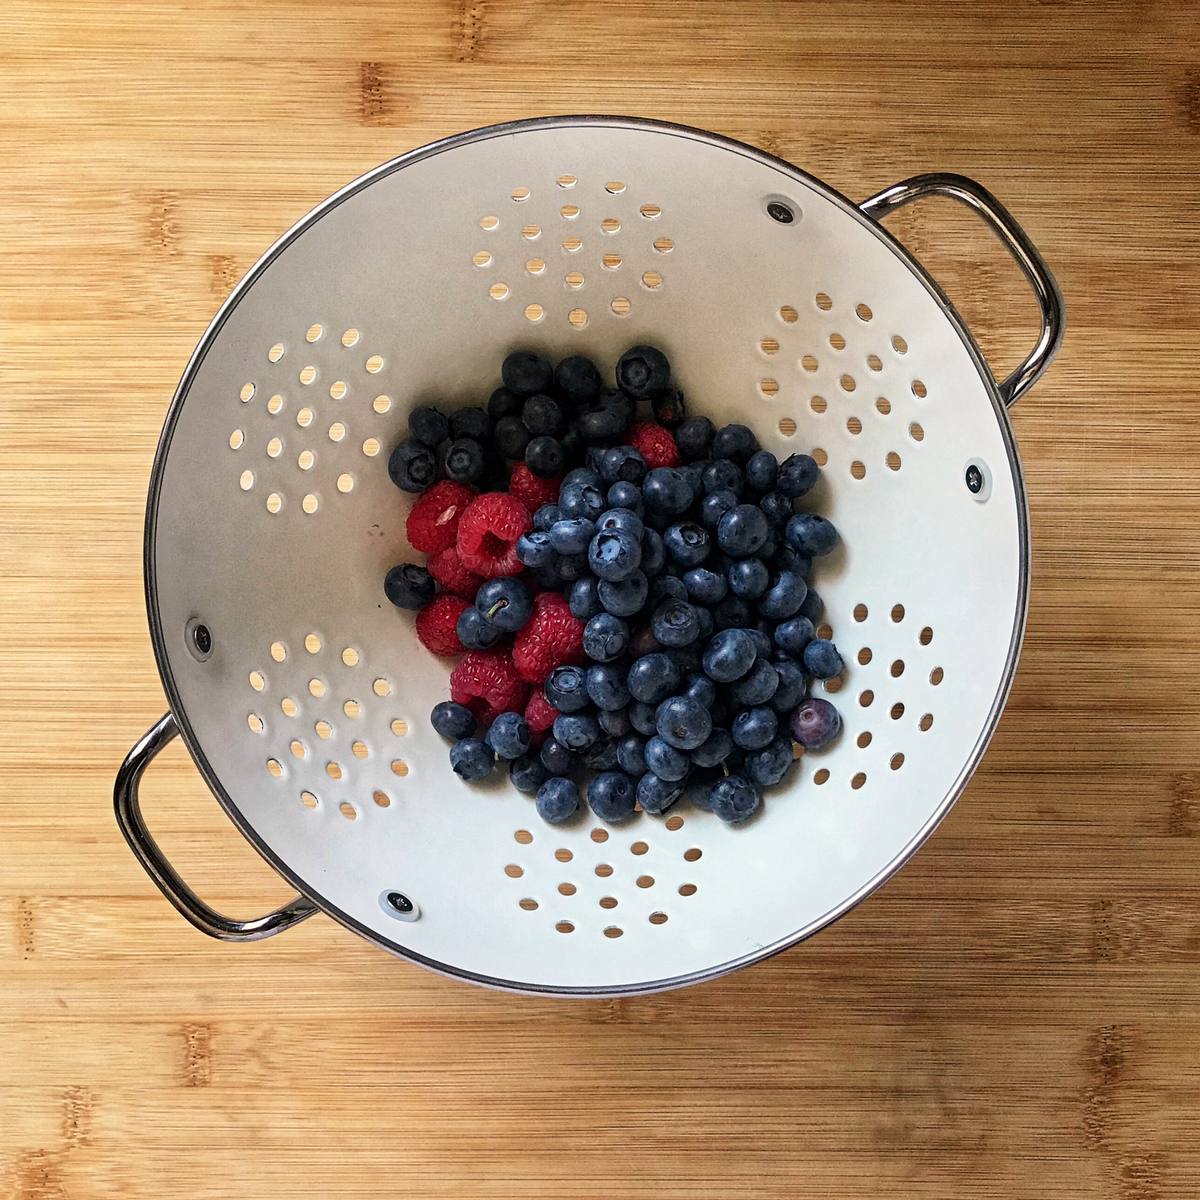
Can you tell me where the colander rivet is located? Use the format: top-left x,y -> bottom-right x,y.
766,201 -> 795,225
386,892 -> 413,914
192,624 -> 212,655
965,464 -> 984,494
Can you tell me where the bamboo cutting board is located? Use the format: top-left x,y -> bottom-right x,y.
2,2 -> 1199,1197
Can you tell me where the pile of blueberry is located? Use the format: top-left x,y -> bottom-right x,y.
385,346 -> 843,826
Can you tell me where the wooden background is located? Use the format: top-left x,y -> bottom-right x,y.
2,2 -> 1198,1196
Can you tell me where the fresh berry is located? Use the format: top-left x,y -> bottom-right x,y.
568,577 -> 602,620
643,467 -> 692,515
415,595 -> 469,657
457,606 -> 503,651
586,663 -> 631,711
640,528 -> 666,575
770,658 -> 808,713
406,480 -> 477,554
692,727 -> 733,769
589,771 -> 638,821
512,591 -> 586,682
537,776 -> 581,823
627,421 -> 681,469
649,576 -> 688,608
388,439 -> 438,492
555,355 -> 603,403
597,508 -> 644,538
663,521 -> 709,567
449,738 -> 494,781
598,445 -> 646,485
560,481 -> 607,522
652,600 -> 700,647
450,408 -> 491,442
598,708 -> 632,737
617,735 -> 647,776
583,613 -> 629,662
384,563 -> 436,610
683,673 -> 717,708
425,546 -> 480,599
550,518 -> 597,555
759,570 -> 808,619
717,504 -> 769,557
629,700 -> 659,736
731,659 -> 780,706
712,423 -> 759,464
409,405 -> 449,447
683,567 -> 727,605
588,528 -> 642,581
540,738 -> 579,776
533,503 -> 562,531
524,690 -> 559,740
675,416 -> 714,461
803,638 -> 844,679
450,649 -> 529,724
616,345 -> 670,400
607,481 -> 644,514
545,664 -> 590,711
774,615 -> 815,658
510,753 -> 549,794
684,777 -> 716,811
702,628 -> 756,682
745,450 -> 779,493
636,771 -> 683,814
495,414 -> 531,460
702,460 -> 743,496
456,492 -> 532,577
745,736 -> 795,788
430,700 -> 475,740
746,628 -> 774,662
502,350 -> 554,397
584,738 -> 619,770
785,512 -> 839,557
728,558 -> 769,600
525,435 -> 565,477
759,491 -> 793,526
790,697 -> 841,749
654,695 -> 712,750
628,653 -> 682,704
732,706 -> 778,750
556,554 -> 588,583
799,586 -> 823,622
515,531 -> 555,570
441,438 -> 486,485
709,774 -> 760,823
553,712 -> 600,751
475,577 -> 533,632
488,387 -> 522,422
522,394 -> 564,437
508,461 -> 562,514
650,388 -> 686,429
777,453 -> 819,498
487,711 -> 532,760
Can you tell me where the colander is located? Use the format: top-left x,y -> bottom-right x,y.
114,116 -> 1063,996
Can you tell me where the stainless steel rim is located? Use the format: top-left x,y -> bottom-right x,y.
140,115 -> 1033,995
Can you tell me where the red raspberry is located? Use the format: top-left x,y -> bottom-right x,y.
628,421 -> 681,469
406,480 -> 476,555
428,545 -> 483,599
414,594 -> 468,657
450,650 -> 530,726
508,461 -> 563,515
524,690 -> 560,746
512,591 -> 585,683
456,492 -> 532,577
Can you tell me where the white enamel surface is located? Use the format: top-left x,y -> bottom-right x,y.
148,121 -> 1024,992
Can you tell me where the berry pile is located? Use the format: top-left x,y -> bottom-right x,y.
385,347 -> 844,826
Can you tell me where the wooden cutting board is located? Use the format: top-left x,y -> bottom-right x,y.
2,2 -> 1198,1196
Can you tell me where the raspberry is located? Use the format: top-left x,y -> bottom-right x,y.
456,492 -> 532,577
524,690 -> 560,746
415,595 -> 469,657
627,421 -> 681,469
428,545 -> 483,599
406,480 -> 476,554
450,650 -> 530,726
512,591 -> 586,683
508,461 -> 563,515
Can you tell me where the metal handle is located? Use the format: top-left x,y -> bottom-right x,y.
114,712 -> 318,941
859,172 -> 1065,407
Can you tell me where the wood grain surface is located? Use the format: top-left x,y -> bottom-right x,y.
2,2 -> 1199,1197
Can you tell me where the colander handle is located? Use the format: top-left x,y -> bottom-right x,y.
114,712 -> 319,941
859,172 -> 1064,407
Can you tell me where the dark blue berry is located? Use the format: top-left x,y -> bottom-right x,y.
709,774 -> 760,823
598,707 -> 632,737
683,567 -> 727,605
577,403 -> 627,445
702,628 -> 756,682
556,553 -> 588,583
583,613 -> 629,662
526,435 -> 565,477
559,481 -> 607,522
567,577 -> 601,621
430,700 -> 475,740
713,596 -> 754,630
774,615 -> 815,657
586,664 -> 631,711
654,695 -> 712,750
583,737 -> 619,771
533,503 -> 561,531
588,771 -> 638,822
759,491 -> 793,527
475,577 -> 532,632
600,445 -> 647,485
684,777 -> 716,811
384,563 -> 435,610
549,518 -> 595,556
746,628 -> 773,661
441,437 -> 485,485
663,521 -> 710,567
695,608 -> 715,641
773,544 -> 812,577
643,467 -> 693,516
803,638 -> 843,679
408,405 -> 449,447
744,736 -> 795,789
588,528 -> 642,581
728,558 -> 769,600
495,414 -> 531,460
648,576 -> 687,610
607,481 -> 643,514
388,439 -> 437,492
598,570 -> 648,617
563,466 -> 602,490
675,416 -> 714,461
644,736 -> 689,781
732,706 -> 778,750
545,665 -> 590,712
536,776 -> 580,823
449,738 -> 494,781
717,504 -> 769,557
510,752 -> 549,795
798,586 -> 823,622
745,450 -> 779,493
640,528 -> 666,575
596,507 -> 644,537
516,531 -> 554,569
683,673 -> 717,708
555,355 -> 602,403
503,350 -> 553,397
712,423 -> 759,464
652,599 -> 700,647
771,658 -> 809,713
759,570 -> 808,620
456,606 -> 503,650
692,727 -> 733,769
637,772 -> 684,814
488,387 -> 522,422
651,387 -> 686,429
486,711 -> 531,760
617,735 -> 646,776
540,737 -> 580,776
554,712 -> 600,751
777,453 -> 819,498
731,659 -> 780,706
702,460 -> 743,496
628,653 -> 682,704
615,345 -> 671,400
785,512 -> 839,556
449,407 -> 490,442
790,697 -> 841,749
521,393 -> 563,437
629,700 -> 659,736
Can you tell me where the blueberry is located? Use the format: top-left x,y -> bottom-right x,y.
702,628 -> 756,683
744,736 -> 795,789
584,737 -> 619,770
408,405 -> 449,447
651,387 -> 686,429
771,658 -> 809,712
616,344 -> 671,400
436,437 -> 482,485
536,776 -> 581,824
717,504 -> 769,557
586,664 -> 631,711
475,577 -> 532,632
599,570 -> 648,617
600,445 -> 647,485
712,423 -> 759,464
644,736 -> 690,782
640,528 -> 666,575
643,467 -> 693,516
785,512 -> 839,557
709,774 -> 761,823
777,452 -> 819,498
384,563 -> 435,610
545,665 -> 590,712
449,738 -> 494,781
563,466 -> 602,490
731,659 -> 779,706
449,407 -> 490,442
388,439 -> 437,492
745,450 -> 779,493
560,482 -> 607,522
430,700 -> 475,740
790,697 -> 841,749
540,737 -> 580,776
774,615 -> 815,657
732,706 -> 778,750
598,707 -> 632,737
647,576 -> 686,612
565,577 -> 600,621
456,606 -> 503,650
654,695 -> 712,750
533,503 -> 561,531
637,772 -> 684,814
702,460 -> 743,496
691,726 -> 733,769
577,403 -> 627,445
683,673 -> 717,708
494,415 -> 531,460
556,553 -> 588,583
629,700 -> 659,736
526,435 -> 565,477
607,480 -> 644,514
713,596 -> 754,630
487,387 -> 522,422
675,416 -> 714,461
553,712 -> 600,751
510,752 -> 549,795
728,558 -> 769,600
759,570 -> 808,620
486,711 -> 531,760
588,771 -> 638,821
584,530 -> 638,584
798,586 -> 823,622
596,507 -> 644,537
684,777 -> 716,811
549,518 -> 596,556
675,572 -> 722,617
599,387 -> 636,427
617,735 -> 647,776
695,608 -> 715,641
502,350 -> 554,397
583,613 -> 629,662
521,394 -> 563,437
516,530 -> 556,568
746,628 -> 774,662
628,653 -> 682,704
554,354 -> 602,403
652,599 -> 700,647
660,521 -> 708,568
759,491 -> 793,527
559,424 -> 582,465
803,638 -> 844,679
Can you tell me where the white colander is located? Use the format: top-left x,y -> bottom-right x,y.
114,116 -> 1063,996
